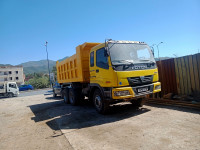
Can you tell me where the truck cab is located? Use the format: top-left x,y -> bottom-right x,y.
89,40 -> 161,112
0,82 -> 19,98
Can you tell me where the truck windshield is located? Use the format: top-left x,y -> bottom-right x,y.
108,43 -> 155,65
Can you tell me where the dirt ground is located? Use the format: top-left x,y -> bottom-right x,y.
0,94 -> 200,150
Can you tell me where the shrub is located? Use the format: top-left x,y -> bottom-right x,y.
25,76 -> 49,89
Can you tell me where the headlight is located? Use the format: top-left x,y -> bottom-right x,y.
155,85 -> 161,90
114,90 -> 130,96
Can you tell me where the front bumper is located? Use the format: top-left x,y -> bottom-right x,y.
15,91 -> 19,96
112,82 -> 161,99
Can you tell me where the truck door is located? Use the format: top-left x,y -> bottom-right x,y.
7,83 -> 18,95
90,47 -> 117,87
89,51 -> 96,82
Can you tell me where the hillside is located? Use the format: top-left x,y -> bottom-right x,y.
19,60 -> 56,74
19,56 -> 69,74
155,57 -> 172,61
0,64 -> 12,66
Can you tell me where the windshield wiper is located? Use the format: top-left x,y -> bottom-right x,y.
138,59 -> 155,63
112,60 -> 134,65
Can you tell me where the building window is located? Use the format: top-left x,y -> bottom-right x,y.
9,71 -> 12,74
16,77 -> 19,80
9,77 -> 12,80
16,71 -> 18,74
4,78 -> 7,81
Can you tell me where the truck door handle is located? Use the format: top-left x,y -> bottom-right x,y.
96,69 -> 99,73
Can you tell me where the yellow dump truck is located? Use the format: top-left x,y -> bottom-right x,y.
56,40 -> 161,113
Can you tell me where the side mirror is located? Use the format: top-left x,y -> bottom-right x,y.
152,50 -> 154,56
105,46 -> 108,51
150,47 -> 154,56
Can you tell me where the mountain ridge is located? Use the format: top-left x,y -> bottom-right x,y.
0,56 -> 69,74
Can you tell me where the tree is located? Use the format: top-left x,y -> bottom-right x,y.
52,66 -> 57,81
25,76 -> 49,89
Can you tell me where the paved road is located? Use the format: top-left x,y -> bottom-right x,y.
0,88 -> 59,99
19,88 -> 53,97
0,94 -> 199,150
0,94 -> 72,150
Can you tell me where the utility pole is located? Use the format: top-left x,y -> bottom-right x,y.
45,41 -> 51,87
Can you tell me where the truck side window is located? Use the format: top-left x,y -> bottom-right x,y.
90,51 -> 94,67
9,84 -> 16,88
96,48 -> 109,69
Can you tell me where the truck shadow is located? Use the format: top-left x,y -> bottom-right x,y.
45,96 -> 62,100
0,96 -> 17,99
29,99 -> 150,131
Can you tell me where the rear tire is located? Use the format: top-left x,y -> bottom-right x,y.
53,90 -> 57,97
93,89 -> 109,114
61,90 -> 64,99
63,88 -> 70,104
69,88 -> 80,105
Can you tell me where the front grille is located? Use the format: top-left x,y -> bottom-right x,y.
128,75 -> 153,86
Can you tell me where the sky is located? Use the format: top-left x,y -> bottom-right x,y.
0,0 -> 200,65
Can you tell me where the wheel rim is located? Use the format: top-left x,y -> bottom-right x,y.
94,95 -> 102,110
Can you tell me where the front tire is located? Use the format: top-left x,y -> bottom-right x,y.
130,98 -> 144,108
93,89 -> 109,114
8,93 -> 13,98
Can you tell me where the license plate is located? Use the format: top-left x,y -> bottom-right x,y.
138,87 -> 148,93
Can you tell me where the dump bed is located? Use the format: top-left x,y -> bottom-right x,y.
56,42 -> 100,84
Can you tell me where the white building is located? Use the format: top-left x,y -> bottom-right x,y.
0,66 -> 25,85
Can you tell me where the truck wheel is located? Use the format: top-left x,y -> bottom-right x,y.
63,88 -> 70,104
131,98 -> 144,108
69,88 -> 79,105
61,90 -> 64,99
8,93 -> 13,98
93,89 -> 109,114
53,91 -> 57,97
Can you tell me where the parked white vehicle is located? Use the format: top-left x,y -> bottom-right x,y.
0,82 -> 19,98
